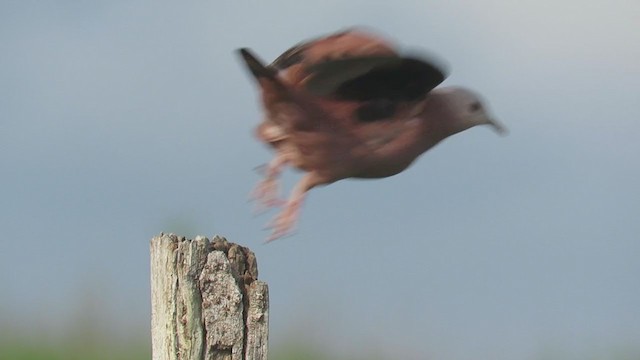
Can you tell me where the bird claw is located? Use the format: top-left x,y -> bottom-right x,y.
249,177 -> 284,212
264,198 -> 302,242
252,198 -> 286,215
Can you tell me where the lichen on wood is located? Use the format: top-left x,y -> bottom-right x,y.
151,234 -> 268,360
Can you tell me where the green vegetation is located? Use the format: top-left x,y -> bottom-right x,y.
0,340 -> 150,360
2,335 -> 638,360
0,337 -> 347,360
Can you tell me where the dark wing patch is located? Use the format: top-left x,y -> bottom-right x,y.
305,55 -> 447,102
305,56 -> 401,97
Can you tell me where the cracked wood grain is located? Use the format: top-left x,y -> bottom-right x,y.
151,234 -> 268,360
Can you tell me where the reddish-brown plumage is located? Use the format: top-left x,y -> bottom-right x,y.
239,28 -> 505,241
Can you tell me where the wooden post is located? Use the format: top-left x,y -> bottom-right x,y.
150,234 -> 269,360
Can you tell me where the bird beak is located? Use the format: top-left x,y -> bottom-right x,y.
487,118 -> 508,135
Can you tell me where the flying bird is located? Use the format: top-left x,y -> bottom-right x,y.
238,28 -> 505,241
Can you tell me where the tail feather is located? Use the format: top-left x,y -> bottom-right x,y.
237,47 -> 318,131
237,48 -> 278,80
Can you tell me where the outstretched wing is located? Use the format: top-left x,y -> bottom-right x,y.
305,54 -> 448,101
303,54 -> 447,123
270,29 -> 355,70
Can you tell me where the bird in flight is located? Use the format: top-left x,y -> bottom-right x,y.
238,28 -> 506,242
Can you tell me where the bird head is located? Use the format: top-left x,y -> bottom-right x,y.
435,87 -> 507,136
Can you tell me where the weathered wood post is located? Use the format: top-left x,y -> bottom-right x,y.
150,234 -> 269,360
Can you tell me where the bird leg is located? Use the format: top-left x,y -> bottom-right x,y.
266,173 -> 322,242
250,155 -> 287,212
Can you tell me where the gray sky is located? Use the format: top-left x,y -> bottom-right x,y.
1,1 -> 639,359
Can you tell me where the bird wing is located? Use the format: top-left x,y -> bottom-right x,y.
301,54 -> 447,123
270,29 -> 356,71
270,40 -> 309,70
305,54 -> 447,102
239,30 -> 447,134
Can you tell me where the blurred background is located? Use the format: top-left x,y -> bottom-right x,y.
1,1 -> 639,359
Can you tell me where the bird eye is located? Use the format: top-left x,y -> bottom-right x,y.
469,102 -> 482,112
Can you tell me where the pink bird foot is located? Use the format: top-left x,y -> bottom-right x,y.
250,176 -> 285,213
263,173 -> 320,242
265,197 -> 303,242
250,156 -> 288,212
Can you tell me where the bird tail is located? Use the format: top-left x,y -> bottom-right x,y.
238,48 -> 275,77
238,48 -> 295,103
237,47 -> 321,131
237,48 -> 287,88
